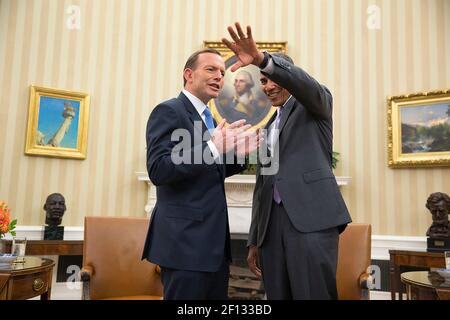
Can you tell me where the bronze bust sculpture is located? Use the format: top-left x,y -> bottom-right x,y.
426,192 -> 450,238
43,193 -> 66,240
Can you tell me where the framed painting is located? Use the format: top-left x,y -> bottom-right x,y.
204,41 -> 287,129
25,85 -> 90,159
387,89 -> 450,168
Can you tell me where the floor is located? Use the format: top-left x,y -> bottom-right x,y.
29,282 -> 82,300
33,283 -> 392,300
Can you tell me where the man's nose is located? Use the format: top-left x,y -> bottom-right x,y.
214,70 -> 223,80
266,80 -> 277,90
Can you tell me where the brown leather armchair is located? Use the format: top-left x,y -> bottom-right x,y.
81,216 -> 163,300
336,223 -> 373,300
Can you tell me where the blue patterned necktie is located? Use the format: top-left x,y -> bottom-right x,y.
203,107 -> 215,132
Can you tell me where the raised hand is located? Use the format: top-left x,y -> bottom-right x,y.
222,22 -> 265,72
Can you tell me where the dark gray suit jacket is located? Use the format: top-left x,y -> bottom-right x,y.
248,55 -> 352,248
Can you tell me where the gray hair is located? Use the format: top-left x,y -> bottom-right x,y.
236,70 -> 255,88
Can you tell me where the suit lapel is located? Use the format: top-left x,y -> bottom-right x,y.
178,92 -> 209,137
265,109 -> 278,130
277,97 -> 295,134
262,98 -> 295,160
178,92 -> 225,178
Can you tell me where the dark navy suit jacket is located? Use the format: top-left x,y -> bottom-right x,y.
142,92 -> 245,272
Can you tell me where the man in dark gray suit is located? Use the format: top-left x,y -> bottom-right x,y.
223,23 -> 352,299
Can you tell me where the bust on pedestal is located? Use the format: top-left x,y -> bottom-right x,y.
43,193 -> 66,240
426,192 -> 450,252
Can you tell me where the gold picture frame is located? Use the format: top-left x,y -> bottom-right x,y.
387,88 -> 450,168
204,41 -> 287,129
25,85 -> 90,159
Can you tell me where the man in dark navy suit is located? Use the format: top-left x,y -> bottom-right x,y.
142,48 -> 261,299
223,23 -> 352,299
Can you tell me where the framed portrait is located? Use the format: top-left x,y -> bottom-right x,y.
25,85 -> 90,159
387,89 -> 450,168
204,41 -> 287,129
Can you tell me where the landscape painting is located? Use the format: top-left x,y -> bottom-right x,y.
400,103 -> 450,154
387,89 -> 450,168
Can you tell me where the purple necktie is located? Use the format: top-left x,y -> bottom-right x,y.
272,107 -> 283,204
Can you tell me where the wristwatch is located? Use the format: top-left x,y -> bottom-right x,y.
259,51 -> 270,69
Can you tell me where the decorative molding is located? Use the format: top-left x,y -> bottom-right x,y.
371,235 -> 427,260
136,172 -> 350,215
134,171 -> 430,260
2,226 -> 84,241
7,226 -> 427,261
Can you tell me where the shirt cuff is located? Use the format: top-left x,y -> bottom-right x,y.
207,140 -> 221,161
260,57 -> 274,74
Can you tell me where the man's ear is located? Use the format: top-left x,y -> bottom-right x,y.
183,68 -> 193,84
43,204 -> 47,210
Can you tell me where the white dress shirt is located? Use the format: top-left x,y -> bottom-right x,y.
261,56 -> 292,153
182,89 -> 220,160
268,96 -> 292,154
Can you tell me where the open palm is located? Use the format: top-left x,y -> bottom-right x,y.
222,23 -> 262,72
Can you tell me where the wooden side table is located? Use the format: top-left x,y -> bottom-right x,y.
0,256 -> 55,300
401,271 -> 450,300
1,240 -> 83,256
389,250 -> 445,300
26,240 -> 83,255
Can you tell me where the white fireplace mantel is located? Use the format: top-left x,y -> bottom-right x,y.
136,172 -> 350,234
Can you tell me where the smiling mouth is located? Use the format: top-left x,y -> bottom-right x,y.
267,91 -> 280,98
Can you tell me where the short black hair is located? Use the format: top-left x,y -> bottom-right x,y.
183,48 -> 222,86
